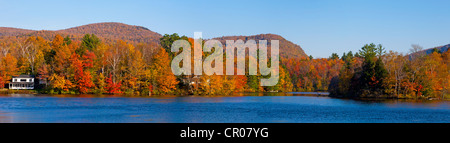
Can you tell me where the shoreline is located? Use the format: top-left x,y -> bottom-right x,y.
0,90 -> 448,101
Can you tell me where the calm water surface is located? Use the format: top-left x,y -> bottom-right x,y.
0,93 -> 448,123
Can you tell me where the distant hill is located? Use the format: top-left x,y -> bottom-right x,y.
423,44 -> 450,54
0,22 -> 162,43
408,44 -> 449,60
213,34 -> 307,59
57,22 -> 162,43
0,23 -> 307,59
0,27 -> 34,37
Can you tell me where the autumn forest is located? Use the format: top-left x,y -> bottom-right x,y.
0,23 -> 448,99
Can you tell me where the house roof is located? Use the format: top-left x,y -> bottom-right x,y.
9,82 -> 34,84
12,75 -> 35,78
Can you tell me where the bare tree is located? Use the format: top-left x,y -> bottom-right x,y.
105,43 -> 123,83
406,45 -> 425,89
410,44 -> 423,53
0,44 -> 10,58
409,44 -> 424,60
17,38 -> 39,74
0,37 -> 15,58
385,51 -> 407,97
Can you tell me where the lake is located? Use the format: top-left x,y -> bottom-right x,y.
0,93 -> 449,123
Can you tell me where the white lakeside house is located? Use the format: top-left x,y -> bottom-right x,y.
9,75 -> 35,90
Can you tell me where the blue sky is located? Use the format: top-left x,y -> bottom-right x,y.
1,0 -> 449,58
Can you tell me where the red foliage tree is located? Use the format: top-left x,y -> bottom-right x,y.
234,75 -> 247,92
82,50 -> 96,68
70,53 -> 94,93
105,74 -> 122,94
0,76 -> 4,88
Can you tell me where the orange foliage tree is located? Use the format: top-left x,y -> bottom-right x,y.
151,48 -> 178,94
0,54 -> 18,88
70,53 -> 95,94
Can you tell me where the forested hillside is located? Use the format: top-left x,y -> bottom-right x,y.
214,34 -> 307,60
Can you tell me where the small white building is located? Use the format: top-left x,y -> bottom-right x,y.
9,75 -> 35,90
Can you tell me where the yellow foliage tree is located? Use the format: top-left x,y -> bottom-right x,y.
49,73 -> 73,92
151,48 -> 178,94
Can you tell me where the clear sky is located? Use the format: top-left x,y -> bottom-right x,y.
1,0 -> 449,58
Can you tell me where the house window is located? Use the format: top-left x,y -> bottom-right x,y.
21,79 -> 26,82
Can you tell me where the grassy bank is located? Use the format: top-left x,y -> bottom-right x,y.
0,89 -> 38,94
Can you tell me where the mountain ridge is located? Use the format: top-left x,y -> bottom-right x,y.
423,44 -> 450,54
0,27 -> 35,37
0,22 -> 162,44
213,34 -> 307,59
0,22 -> 307,59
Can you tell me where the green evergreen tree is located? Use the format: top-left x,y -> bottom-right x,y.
357,43 -> 388,96
330,53 -> 339,60
374,58 -> 387,91
63,36 -> 72,45
159,33 -> 189,58
76,34 -> 100,55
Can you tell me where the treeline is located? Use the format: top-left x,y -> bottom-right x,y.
328,44 -> 449,99
0,34 -> 176,95
159,34 -> 294,95
283,57 -> 346,92
0,33 -> 293,95
1,33 -> 448,98
283,43 -> 449,99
